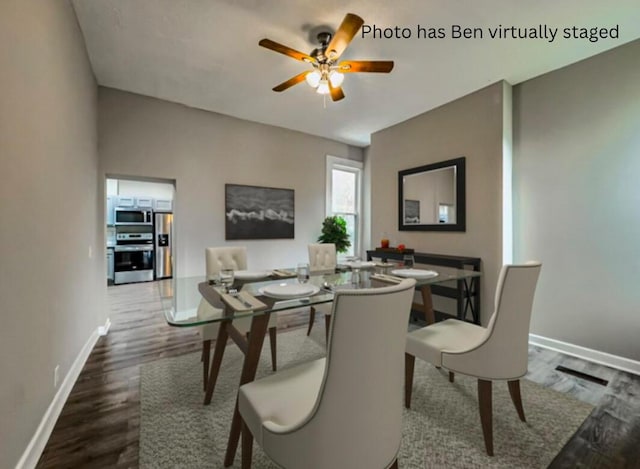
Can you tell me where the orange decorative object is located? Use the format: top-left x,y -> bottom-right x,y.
381,238 -> 390,248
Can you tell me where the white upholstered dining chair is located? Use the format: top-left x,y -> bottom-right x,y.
405,261 -> 542,456
199,247 -> 278,390
239,278 -> 416,469
306,243 -> 336,342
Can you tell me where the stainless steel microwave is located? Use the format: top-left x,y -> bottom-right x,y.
114,208 -> 153,225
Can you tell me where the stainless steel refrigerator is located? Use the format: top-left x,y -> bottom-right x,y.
154,212 -> 173,279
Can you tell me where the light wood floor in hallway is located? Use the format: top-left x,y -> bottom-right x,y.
37,281 -> 640,468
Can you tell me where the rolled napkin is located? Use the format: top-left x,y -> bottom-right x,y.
220,291 -> 267,311
271,269 -> 297,277
341,261 -> 376,269
370,273 -> 403,284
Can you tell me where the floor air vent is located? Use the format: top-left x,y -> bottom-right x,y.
555,365 -> 609,386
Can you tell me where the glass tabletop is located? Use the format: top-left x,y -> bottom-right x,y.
159,267 -> 480,327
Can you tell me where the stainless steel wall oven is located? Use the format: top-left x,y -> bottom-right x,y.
114,231 -> 154,284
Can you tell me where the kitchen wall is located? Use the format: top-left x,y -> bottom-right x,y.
98,88 -> 363,276
368,82 -> 507,322
0,1 -> 103,467
513,39 -> 640,361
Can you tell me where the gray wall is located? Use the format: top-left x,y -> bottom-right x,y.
98,88 -> 363,275
368,82 -> 507,321
513,39 -> 640,361
0,1 -> 103,467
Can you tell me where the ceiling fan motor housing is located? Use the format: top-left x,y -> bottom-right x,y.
311,32 -> 333,63
317,31 -> 332,45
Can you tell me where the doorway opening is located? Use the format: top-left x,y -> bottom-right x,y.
106,176 -> 176,286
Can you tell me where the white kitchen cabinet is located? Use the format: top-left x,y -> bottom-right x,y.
106,196 -> 115,225
116,196 -> 135,207
106,248 -> 114,283
154,199 -> 173,211
136,197 -> 154,208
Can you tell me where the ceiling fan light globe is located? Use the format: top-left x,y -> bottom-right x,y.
316,79 -> 330,95
305,70 -> 322,88
329,70 -> 344,87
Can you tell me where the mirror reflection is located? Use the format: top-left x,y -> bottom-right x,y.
403,166 -> 456,225
398,157 -> 466,232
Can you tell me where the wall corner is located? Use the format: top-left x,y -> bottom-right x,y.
501,81 -> 514,265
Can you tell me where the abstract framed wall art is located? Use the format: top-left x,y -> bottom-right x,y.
225,184 -> 295,240
404,199 -> 420,224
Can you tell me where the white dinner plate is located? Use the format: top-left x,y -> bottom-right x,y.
390,269 -> 439,279
259,283 -> 320,299
234,270 -> 272,280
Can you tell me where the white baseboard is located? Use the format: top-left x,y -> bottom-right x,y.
15,318 -> 109,469
98,317 -> 111,336
529,333 -> 640,376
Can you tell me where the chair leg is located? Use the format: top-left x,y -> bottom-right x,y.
241,418 -> 253,469
268,326 -> 277,372
449,371 -> 455,383
202,340 -> 211,391
477,379 -> 493,456
405,353 -> 415,409
324,314 -> 331,344
307,307 -> 316,335
508,379 -> 526,422
390,459 -> 399,469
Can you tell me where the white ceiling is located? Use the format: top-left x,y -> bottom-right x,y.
71,0 -> 640,146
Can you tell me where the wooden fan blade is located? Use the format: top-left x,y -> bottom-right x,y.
272,71 -> 310,92
259,38 -> 314,62
338,60 -> 394,73
325,13 -> 364,61
329,81 -> 345,101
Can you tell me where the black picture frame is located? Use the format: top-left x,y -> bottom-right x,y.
225,184 -> 295,240
398,157 -> 466,232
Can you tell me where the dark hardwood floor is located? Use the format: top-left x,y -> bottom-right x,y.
37,281 -> 640,468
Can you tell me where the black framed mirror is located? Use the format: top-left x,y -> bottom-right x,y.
398,157 -> 466,232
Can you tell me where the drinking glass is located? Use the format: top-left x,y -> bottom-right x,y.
403,254 -> 415,269
297,263 -> 310,284
351,269 -> 361,285
219,268 -> 234,292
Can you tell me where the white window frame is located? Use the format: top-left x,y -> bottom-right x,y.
326,155 -> 363,258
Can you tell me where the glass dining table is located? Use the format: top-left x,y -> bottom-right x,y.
159,266 -> 481,467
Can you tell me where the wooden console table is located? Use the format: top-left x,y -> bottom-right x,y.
366,250 -> 481,324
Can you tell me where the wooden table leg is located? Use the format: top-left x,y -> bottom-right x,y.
224,313 -> 270,467
204,320 -> 229,405
420,285 -> 435,325
202,339 -> 211,391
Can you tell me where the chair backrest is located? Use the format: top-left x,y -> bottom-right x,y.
443,262 -> 542,380
205,246 -> 247,279
308,243 -> 337,272
263,279 -> 416,468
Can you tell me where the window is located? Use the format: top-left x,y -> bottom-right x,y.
326,156 -> 363,258
438,203 -> 454,223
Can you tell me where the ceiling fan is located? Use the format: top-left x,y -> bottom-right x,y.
259,13 -> 394,102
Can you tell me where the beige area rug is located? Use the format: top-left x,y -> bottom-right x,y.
139,328 -> 593,468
